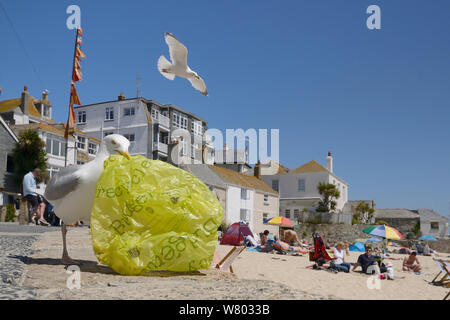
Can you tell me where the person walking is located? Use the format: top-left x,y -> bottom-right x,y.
23,168 -> 49,226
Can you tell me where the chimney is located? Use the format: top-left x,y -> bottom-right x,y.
118,93 -> 126,101
326,151 -> 333,173
20,86 -> 29,115
254,160 -> 261,179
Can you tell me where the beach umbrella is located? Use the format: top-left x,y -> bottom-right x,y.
349,242 -> 365,252
220,222 -> 254,246
418,235 -> 437,241
264,216 -> 296,228
362,225 -> 404,240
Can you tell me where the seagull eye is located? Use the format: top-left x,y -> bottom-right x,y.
112,141 -> 117,145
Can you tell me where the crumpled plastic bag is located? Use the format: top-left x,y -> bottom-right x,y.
90,155 -> 223,275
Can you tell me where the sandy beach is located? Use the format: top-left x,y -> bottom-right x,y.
18,227 -> 449,300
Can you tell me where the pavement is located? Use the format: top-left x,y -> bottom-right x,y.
0,222 -> 57,299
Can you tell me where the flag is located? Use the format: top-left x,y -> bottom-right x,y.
70,83 -> 81,106
72,28 -> 86,83
64,104 -> 76,139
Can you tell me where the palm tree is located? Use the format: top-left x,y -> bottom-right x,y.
316,182 -> 340,213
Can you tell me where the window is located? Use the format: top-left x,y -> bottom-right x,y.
124,107 -> 135,116
105,107 -> 114,120
77,136 -> 86,150
77,111 -> 86,123
103,131 -> 114,137
298,179 -> 305,192
123,133 -> 135,142
179,137 -> 187,156
173,111 -> 188,130
47,166 -> 61,179
88,143 -> 97,155
52,139 -> 60,156
191,121 -> 203,136
285,209 -> 291,219
46,134 -> 66,157
240,209 -> 249,222
77,161 -> 85,165
264,194 -> 269,203
43,105 -> 51,118
272,180 -> 279,192
6,155 -> 14,173
263,213 -> 269,223
241,188 -> 249,200
430,222 -> 439,230
151,108 -> 159,119
294,209 -> 300,220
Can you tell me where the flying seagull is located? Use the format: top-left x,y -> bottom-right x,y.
158,32 -> 208,96
44,134 -> 131,265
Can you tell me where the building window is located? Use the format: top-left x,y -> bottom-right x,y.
263,213 -> 269,223
46,134 -> 66,157
173,111 -> 188,130
191,121 -> 203,136
105,107 -> 114,120
294,209 -> 300,220
6,155 -> 14,173
240,209 -> 249,222
272,180 -> 279,192
285,209 -> 291,219
77,111 -> 86,123
88,143 -> 97,155
264,194 -> 269,203
77,136 -> 86,150
151,108 -> 159,119
123,107 -> 135,117
77,161 -> 85,165
241,188 -> 249,200
298,179 -> 305,192
103,131 -> 114,137
47,166 -> 61,179
123,133 -> 135,142
430,222 -> 439,230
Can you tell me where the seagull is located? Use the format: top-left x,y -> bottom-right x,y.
158,32 -> 208,96
44,134 -> 131,265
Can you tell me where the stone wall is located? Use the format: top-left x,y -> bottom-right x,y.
294,224 -> 372,243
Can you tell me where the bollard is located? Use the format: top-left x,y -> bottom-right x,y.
18,197 -> 29,225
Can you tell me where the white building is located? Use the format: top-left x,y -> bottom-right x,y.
74,94 -> 214,165
261,152 -> 348,219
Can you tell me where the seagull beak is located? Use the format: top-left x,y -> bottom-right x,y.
117,150 -> 131,160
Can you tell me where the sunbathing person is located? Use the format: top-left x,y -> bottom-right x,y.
351,247 -> 387,274
282,229 -> 303,248
402,252 -> 422,273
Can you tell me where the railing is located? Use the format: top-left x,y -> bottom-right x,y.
152,114 -> 170,129
153,142 -> 168,154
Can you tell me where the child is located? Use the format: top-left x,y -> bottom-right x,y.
386,261 -> 394,280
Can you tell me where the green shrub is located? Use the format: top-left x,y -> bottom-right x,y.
376,220 -> 388,225
306,216 -> 322,224
5,204 -> 15,222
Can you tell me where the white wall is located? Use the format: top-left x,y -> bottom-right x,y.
225,185 -> 254,230
75,99 -> 149,155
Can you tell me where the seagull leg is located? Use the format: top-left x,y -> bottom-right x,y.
61,223 -> 80,265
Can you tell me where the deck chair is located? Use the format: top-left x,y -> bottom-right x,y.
215,246 -> 246,273
431,259 -> 450,285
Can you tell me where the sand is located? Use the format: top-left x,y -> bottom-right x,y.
21,227 -> 449,300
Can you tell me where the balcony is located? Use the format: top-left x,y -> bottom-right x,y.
153,141 -> 168,154
152,114 -> 170,130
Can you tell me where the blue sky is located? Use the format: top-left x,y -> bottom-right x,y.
1,0 -> 449,216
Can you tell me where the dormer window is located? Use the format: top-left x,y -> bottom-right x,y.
41,104 -> 51,119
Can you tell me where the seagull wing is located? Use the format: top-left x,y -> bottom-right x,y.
44,165 -> 82,201
188,75 -> 208,96
165,32 -> 188,67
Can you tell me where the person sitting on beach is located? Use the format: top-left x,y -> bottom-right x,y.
402,252 -> 422,273
282,229 -> 303,249
423,244 -> 432,256
343,241 -> 350,256
351,247 -> 387,274
260,230 -> 271,245
332,242 -> 352,273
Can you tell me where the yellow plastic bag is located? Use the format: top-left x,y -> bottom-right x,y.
90,155 -> 223,275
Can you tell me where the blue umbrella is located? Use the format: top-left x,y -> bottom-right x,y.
365,237 -> 381,243
418,235 -> 437,241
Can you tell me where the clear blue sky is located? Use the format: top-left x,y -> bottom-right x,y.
1,0 -> 449,216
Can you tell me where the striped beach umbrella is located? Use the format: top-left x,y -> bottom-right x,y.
362,225 -> 404,240
265,216 -> 297,228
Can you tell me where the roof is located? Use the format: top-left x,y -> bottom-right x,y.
374,209 -> 419,219
0,115 -> 19,142
418,209 -> 449,222
10,123 -> 74,139
181,164 -> 227,189
0,96 -> 55,123
290,160 -> 328,174
209,165 -> 278,195
260,160 -> 290,175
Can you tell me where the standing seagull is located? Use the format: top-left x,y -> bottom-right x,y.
44,134 -> 131,265
158,32 -> 208,96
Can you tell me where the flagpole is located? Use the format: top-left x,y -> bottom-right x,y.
64,28 -> 80,167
